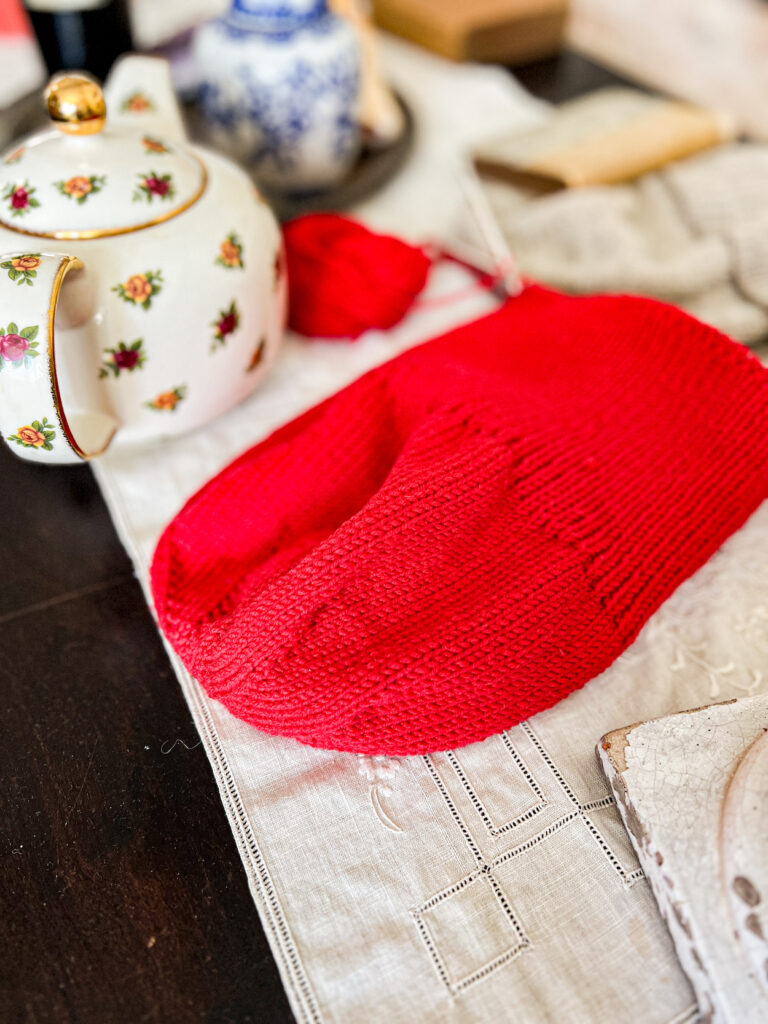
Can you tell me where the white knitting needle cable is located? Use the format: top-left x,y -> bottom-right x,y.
456,162 -> 524,299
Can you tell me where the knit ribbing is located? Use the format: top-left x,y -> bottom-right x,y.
151,286 -> 768,755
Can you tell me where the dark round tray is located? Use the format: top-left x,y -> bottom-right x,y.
183,91 -> 415,223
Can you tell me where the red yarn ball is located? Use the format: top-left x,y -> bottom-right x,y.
283,213 -> 432,339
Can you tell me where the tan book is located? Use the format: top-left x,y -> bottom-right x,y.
370,0 -> 567,64
474,87 -> 735,189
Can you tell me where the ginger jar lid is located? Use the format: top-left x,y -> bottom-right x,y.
0,73 -> 206,240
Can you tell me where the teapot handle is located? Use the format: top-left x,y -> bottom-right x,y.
0,253 -> 118,465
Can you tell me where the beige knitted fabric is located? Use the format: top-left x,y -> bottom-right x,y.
482,143 -> 768,346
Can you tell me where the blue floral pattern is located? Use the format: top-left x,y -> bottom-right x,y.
228,0 -> 328,35
197,6 -> 360,189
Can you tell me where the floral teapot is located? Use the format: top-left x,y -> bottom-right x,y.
0,56 -> 286,465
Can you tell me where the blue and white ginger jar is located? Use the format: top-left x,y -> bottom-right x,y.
194,0 -> 362,192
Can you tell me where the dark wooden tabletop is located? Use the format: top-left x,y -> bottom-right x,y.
0,52 -> 629,1024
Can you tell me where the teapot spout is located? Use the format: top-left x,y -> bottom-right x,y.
103,55 -> 187,143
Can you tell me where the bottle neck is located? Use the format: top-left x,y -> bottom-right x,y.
228,0 -> 328,35
23,0 -> 133,80
24,0 -> 111,9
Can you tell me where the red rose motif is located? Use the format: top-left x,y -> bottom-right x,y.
210,301 -> 239,351
218,313 -> 236,336
113,348 -> 140,370
11,187 -> 28,210
144,176 -> 169,197
0,333 -> 29,361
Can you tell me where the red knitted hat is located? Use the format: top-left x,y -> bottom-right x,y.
151,286 -> 768,755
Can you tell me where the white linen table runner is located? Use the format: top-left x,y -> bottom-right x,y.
93,37 -> 768,1024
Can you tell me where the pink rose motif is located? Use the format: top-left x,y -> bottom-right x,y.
144,176 -> 169,197
11,187 -> 28,210
218,313 -> 236,337
113,348 -> 140,370
0,333 -> 29,361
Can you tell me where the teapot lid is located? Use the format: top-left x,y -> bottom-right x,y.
0,74 -> 206,240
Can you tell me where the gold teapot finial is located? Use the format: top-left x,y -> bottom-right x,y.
45,73 -> 107,136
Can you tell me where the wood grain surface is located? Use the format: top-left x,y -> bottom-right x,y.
0,441 -> 295,1023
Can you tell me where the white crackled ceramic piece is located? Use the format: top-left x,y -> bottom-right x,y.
0,56 -> 286,465
194,0 -> 362,191
599,694 -> 768,1024
721,726 -> 768,1000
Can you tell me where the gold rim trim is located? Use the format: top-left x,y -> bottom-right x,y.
2,156 -> 208,240
48,256 -> 116,461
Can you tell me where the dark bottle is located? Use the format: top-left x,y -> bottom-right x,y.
23,0 -> 133,82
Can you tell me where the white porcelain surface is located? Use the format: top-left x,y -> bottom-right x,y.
195,1 -> 362,191
0,129 -> 205,237
0,56 -> 286,466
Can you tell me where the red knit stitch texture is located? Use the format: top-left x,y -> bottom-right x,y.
151,286 -> 768,756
